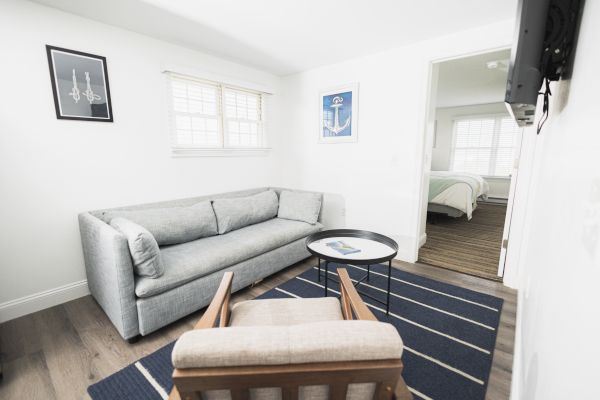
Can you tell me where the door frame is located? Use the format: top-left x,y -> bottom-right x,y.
412,45 -> 524,282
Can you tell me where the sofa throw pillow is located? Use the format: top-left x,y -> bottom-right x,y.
212,190 -> 279,234
277,190 -> 322,225
110,218 -> 164,278
103,201 -> 218,246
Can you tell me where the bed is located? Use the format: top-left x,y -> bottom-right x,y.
427,171 -> 489,220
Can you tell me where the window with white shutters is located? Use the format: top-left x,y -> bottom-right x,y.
450,115 -> 521,177
223,88 -> 263,148
166,72 -> 266,154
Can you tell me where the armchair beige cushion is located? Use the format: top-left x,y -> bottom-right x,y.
170,271 -> 410,400
229,297 -> 343,327
172,320 -> 403,369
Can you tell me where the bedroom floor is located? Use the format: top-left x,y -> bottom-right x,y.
419,202 -> 507,281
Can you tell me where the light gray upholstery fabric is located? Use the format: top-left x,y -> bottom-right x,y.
173,320 -> 403,368
135,219 -> 322,298
78,213 -> 139,339
277,190 -> 322,225
101,201 -> 217,246
136,238 -> 312,335
92,188 -> 269,218
229,297 -> 343,327
212,190 -> 279,234
81,188 -> 323,340
110,218 -> 164,278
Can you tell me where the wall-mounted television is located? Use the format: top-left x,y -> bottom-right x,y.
505,0 -> 583,130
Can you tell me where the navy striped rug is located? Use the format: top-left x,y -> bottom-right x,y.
88,263 -> 503,400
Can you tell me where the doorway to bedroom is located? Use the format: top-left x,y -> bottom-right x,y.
417,48 -> 523,281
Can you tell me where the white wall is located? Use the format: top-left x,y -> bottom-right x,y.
510,2 -> 600,398
432,103 -> 511,199
435,49 -> 510,108
278,20 -> 514,261
0,0 -> 282,315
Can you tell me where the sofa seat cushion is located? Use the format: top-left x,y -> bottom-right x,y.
229,297 -> 343,327
135,218 -> 323,298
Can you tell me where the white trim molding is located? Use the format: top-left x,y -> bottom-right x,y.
161,63 -> 275,95
0,280 -> 89,323
171,147 -> 271,157
419,233 -> 428,248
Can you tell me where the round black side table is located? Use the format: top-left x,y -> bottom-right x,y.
306,229 -> 398,314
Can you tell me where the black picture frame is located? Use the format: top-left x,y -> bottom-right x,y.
46,45 -> 114,122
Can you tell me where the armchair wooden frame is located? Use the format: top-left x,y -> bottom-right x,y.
170,269 -> 412,400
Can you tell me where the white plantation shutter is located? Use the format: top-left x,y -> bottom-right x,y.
169,75 -> 222,148
494,117 -> 521,176
451,115 -> 521,177
166,72 -> 267,152
223,88 -> 263,147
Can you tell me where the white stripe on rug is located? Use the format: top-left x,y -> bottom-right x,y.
275,288 -> 301,298
134,362 -> 168,400
290,278 -> 488,383
404,347 -> 484,385
408,386 -> 435,400
315,268 -> 495,330
295,277 -> 490,355
345,264 -> 499,312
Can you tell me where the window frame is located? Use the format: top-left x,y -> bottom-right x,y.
166,72 -> 269,157
449,113 -> 521,179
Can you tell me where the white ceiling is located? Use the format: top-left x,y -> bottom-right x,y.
436,49 -> 512,108
32,0 -> 517,76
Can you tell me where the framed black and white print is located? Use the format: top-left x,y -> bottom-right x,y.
46,45 -> 113,122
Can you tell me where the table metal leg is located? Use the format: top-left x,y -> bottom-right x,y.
317,257 -> 321,282
324,261 -> 329,297
386,260 -> 392,314
367,264 -> 370,282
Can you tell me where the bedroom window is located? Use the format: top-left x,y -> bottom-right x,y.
450,115 -> 521,177
166,72 -> 267,155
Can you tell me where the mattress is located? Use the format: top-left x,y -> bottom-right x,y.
428,171 -> 490,219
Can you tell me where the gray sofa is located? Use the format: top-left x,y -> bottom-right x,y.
78,188 -> 323,341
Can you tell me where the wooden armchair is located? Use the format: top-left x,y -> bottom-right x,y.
170,269 -> 412,400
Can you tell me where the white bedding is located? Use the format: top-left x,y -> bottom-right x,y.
429,171 -> 490,219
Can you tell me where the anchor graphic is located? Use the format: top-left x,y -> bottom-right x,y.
68,69 -> 81,103
324,96 -> 350,135
82,71 -> 102,104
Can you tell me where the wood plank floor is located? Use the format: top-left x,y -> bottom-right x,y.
419,203 -> 507,281
0,258 -> 517,400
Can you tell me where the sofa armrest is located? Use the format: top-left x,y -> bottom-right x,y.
78,212 -> 139,339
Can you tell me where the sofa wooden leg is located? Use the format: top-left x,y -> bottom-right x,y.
127,335 -> 141,344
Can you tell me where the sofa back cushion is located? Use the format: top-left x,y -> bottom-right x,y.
104,201 -> 217,246
110,217 -> 164,278
212,190 -> 279,234
277,190 -> 322,225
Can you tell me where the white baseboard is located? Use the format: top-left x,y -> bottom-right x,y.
0,280 -> 90,323
419,233 -> 427,248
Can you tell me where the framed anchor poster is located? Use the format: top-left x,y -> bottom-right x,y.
319,83 -> 358,143
46,45 -> 113,122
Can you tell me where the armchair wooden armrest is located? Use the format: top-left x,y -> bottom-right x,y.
194,271 -> 234,330
337,268 -> 377,321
